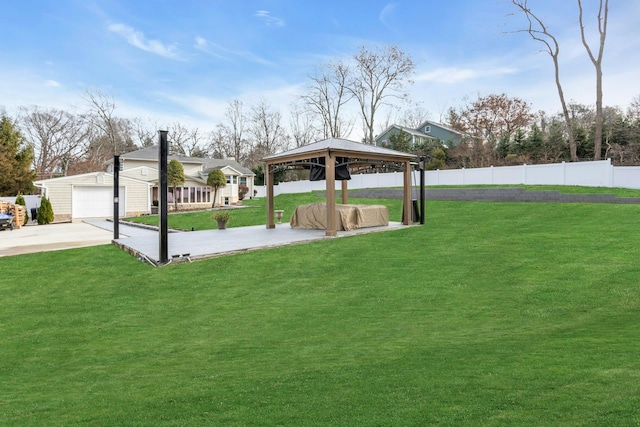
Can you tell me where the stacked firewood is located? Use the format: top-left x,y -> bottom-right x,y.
1,202 -> 26,229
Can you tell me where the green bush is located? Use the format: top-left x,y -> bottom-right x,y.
15,192 -> 28,225
37,195 -> 54,224
212,210 -> 232,222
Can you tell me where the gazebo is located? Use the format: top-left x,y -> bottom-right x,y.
262,138 -> 418,236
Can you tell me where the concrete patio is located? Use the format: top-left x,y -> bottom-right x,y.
113,222 -> 409,266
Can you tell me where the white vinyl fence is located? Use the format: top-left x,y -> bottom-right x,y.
254,159 -> 640,197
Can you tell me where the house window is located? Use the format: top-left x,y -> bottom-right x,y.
226,175 -> 231,184
159,186 -> 212,205
424,125 -> 431,133
239,176 -> 247,186
224,197 -> 229,205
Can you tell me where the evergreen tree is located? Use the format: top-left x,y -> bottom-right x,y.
37,195 -> 54,224
526,124 -> 544,162
15,192 -> 28,225
167,159 -> 185,211
387,131 -> 412,153
0,115 -> 36,196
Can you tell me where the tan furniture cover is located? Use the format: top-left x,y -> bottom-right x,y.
290,203 -> 389,231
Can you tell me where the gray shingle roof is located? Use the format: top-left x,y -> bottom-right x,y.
262,138 -> 416,161
118,146 -> 254,175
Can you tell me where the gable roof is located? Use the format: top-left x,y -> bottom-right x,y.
263,138 -> 416,163
378,124 -> 438,141
417,120 -> 463,136
34,171 -> 153,186
117,146 -> 203,164
109,146 -> 254,175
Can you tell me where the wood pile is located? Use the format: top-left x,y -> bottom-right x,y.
0,202 -> 26,229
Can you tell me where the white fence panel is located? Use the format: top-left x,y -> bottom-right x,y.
524,163 -> 564,185
426,169 -> 464,185
463,167 -> 493,185
492,165 -> 525,184
564,160 -> 611,187
254,159 -> 640,197
613,166 -> 640,189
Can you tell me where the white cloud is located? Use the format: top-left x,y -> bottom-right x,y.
379,3 -> 397,30
254,10 -> 285,27
194,36 -> 274,66
45,80 -> 61,87
415,67 -> 517,84
108,23 -> 181,60
194,36 -> 230,61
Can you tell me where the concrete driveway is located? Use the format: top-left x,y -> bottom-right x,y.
0,220 -> 156,257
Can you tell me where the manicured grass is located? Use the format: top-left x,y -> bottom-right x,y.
428,184 -> 640,198
1,198 -> 639,425
128,185 -> 640,231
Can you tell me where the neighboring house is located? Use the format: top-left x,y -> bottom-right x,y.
34,146 -> 255,222
375,120 -> 463,148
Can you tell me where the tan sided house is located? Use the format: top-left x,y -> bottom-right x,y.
34,146 -> 255,222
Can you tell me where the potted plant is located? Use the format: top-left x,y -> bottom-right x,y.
151,200 -> 159,214
212,210 -> 232,230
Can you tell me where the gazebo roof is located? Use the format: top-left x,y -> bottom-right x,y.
263,138 -> 416,164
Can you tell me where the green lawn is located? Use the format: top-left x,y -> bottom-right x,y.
1,196 -> 639,426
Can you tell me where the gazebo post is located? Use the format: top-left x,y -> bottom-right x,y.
325,153 -> 337,236
403,160 -> 412,225
266,163 -> 275,229
341,179 -> 348,204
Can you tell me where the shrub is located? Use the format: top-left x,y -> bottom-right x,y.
238,184 -> 249,200
37,196 -> 54,224
212,210 -> 232,222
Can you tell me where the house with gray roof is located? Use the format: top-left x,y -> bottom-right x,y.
375,120 -> 463,149
34,146 -> 254,222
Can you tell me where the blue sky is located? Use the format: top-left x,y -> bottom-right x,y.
1,0 -> 639,140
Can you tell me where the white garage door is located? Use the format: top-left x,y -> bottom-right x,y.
72,186 -> 125,218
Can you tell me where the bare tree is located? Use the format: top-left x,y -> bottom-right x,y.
247,99 -> 288,167
224,99 -> 248,161
166,122 -> 203,157
206,99 -> 250,162
289,102 -> 320,147
132,117 -> 157,147
628,95 -> 640,122
19,106 -> 89,178
398,105 -> 432,128
349,45 -> 415,144
578,0 -> 609,160
82,89 -> 138,170
300,60 -> 354,139
510,0 -> 578,161
83,89 -> 119,154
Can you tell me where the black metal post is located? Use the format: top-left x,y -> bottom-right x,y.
113,155 -> 120,239
158,130 -> 169,264
419,156 -> 425,225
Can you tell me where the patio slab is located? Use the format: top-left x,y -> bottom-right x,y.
113,222 -> 409,266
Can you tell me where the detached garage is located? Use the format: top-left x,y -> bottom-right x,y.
34,172 -> 151,222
